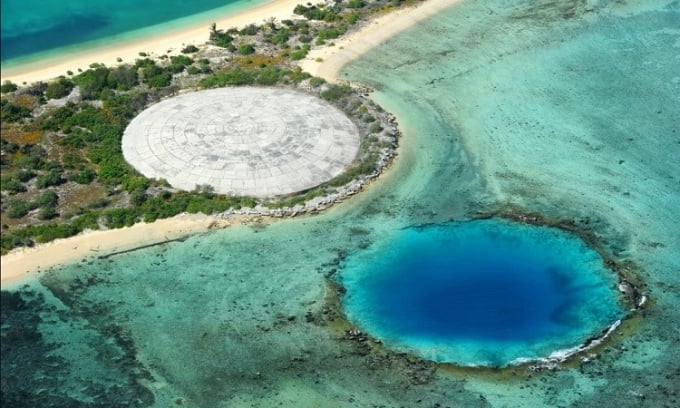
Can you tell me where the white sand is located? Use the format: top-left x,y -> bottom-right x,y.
298,0 -> 462,82
0,213 -> 223,283
0,0 -> 300,85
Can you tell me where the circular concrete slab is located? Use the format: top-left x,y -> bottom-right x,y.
122,87 -> 360,197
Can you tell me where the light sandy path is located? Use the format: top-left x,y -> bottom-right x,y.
1,0 -> 300,85
0,213 -> 222,283
299,0 -> 462,82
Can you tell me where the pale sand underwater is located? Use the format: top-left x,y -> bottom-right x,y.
1,213 -> 218,284
299,0 -> 462,82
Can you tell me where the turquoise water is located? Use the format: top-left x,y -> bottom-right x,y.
3,0 -> 679,406
1,0 -> 266,66
340,219 -> 623,367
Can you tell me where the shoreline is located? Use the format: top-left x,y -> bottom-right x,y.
0,213 -> 227,284
298,0 -> 462,83
0,0 -> 300,85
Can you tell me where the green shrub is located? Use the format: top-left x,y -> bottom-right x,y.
72,66 -> 110,99
45,77 -> 75,99
16,155 -> 44,170
209,23 -> 234,48
238,43 -> 256,55
6,199 -> 37,219
255,68 -> 284,85
362,114 -> 376,123
239,24 -> 259,36
1,99 -> 31,122
200,69 -> 254,87
130,187 -> 148,206
71,212 -> 100,230
187,66 -> 202,75
121,175 -> 150,193
107,66 -> 138,90
104,208 -> 140,228
321,84 -> 351,101
97,156 -> 129,184
36,170 -> 65,188
271,29 -> 290,45
147,72 -> 172,88
1,81 -> 18,93
309,77 -> 326,87
290,45 -> 311,60
36,190 -> 58,207
369,122 -> 383,133
86,197 -> 111,209
171,55 -> 193,66
14,170 -> 36,182
0,176 -> 26,193
346,12 -> 360,24
317,26 -> 345,42
69,168 -> 96,184
293,5 -> 340,21
37,206 -> 58,220
32,223 -> 81,243
181,45 -> 199,53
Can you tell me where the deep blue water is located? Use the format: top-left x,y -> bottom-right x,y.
340,219 -> 624,366
0,0 -> 257,63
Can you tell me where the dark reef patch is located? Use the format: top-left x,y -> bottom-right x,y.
1,286 -> 154,407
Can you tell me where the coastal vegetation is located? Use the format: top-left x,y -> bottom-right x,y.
0,0 -> 409,254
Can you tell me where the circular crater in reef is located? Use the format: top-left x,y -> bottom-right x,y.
122,87 -> 359,197
338,219 -> 626,367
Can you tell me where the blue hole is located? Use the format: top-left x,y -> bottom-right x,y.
339,219 -> 625,367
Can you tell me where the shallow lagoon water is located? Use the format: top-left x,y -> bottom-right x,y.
340,219 -> 623,367
1,0 -> 267,65
2,0 -> 679,406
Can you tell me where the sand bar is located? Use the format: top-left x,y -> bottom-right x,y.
0,213 -> 222,284
298,0 -> 462,82
1,0 -> 300,85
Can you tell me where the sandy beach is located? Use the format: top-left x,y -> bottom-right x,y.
0,213 -> 228,283
0,0 -> 459,284
0,0 -> 300,85
298,0 -> 462,83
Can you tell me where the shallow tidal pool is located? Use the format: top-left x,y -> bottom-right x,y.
339,219 -> 625,367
